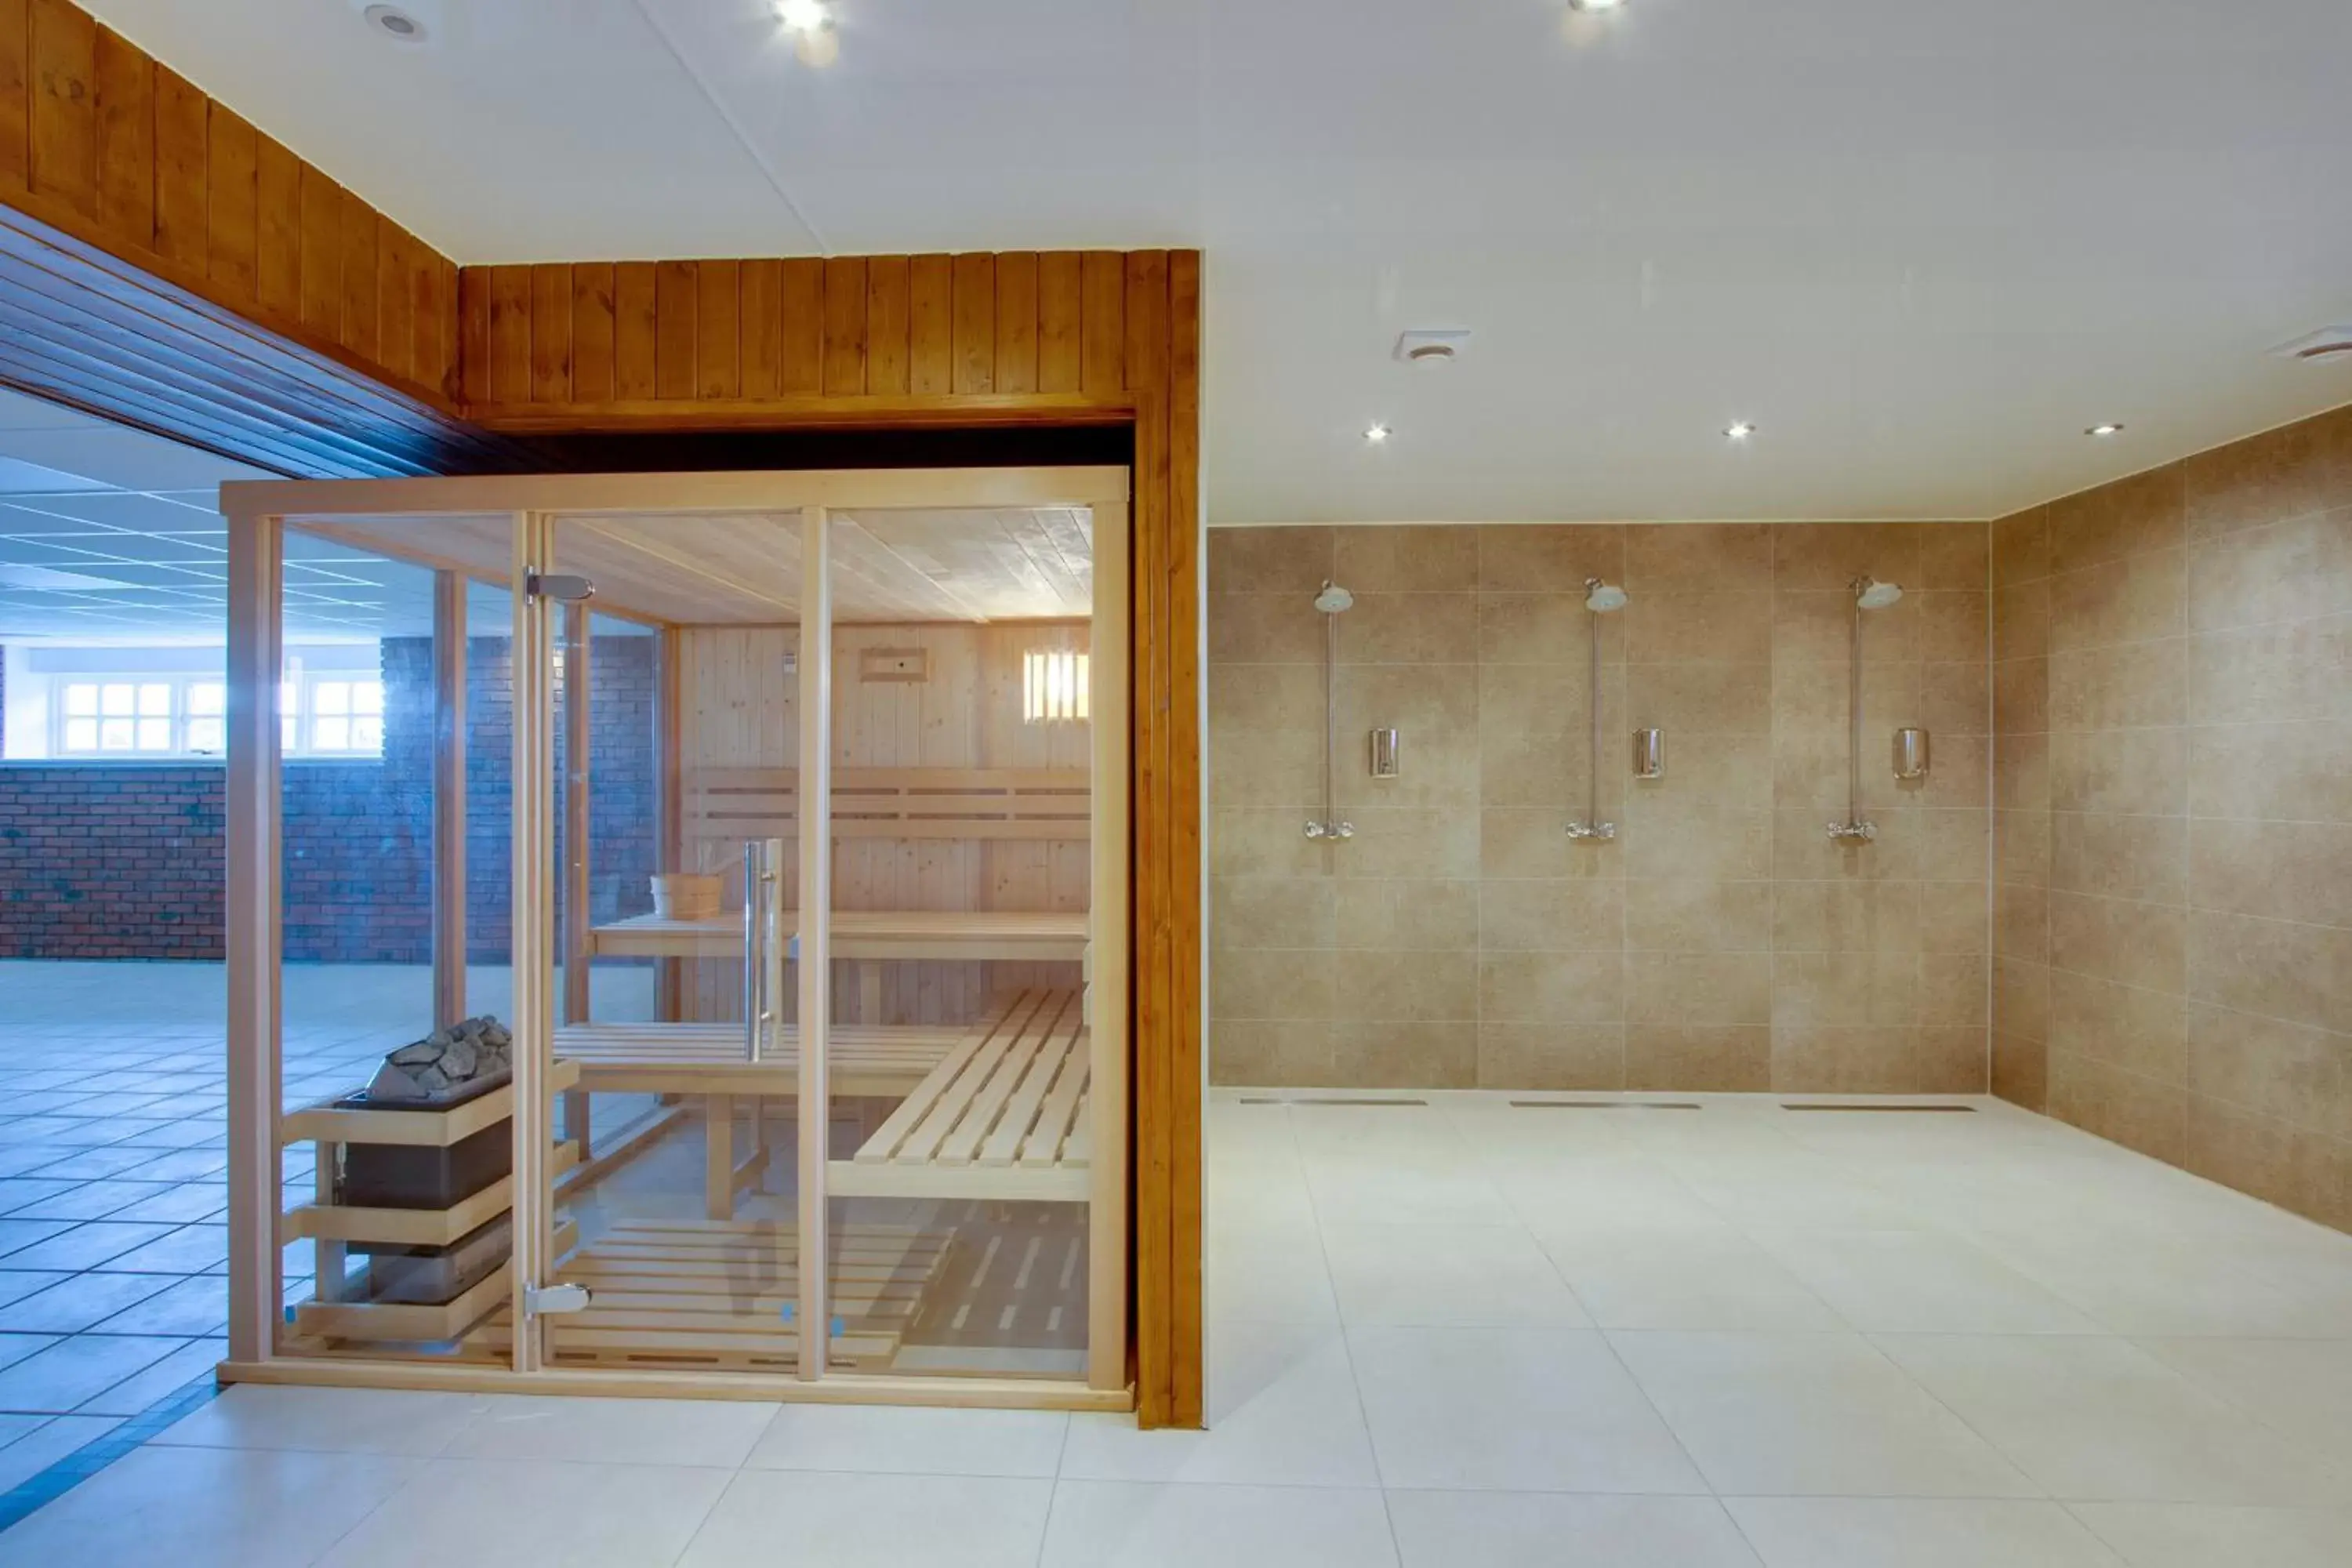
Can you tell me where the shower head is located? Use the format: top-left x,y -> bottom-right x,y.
1313,581 -> 1354,614
1853,577 -> 1904,611
1583,578 -> 1629,613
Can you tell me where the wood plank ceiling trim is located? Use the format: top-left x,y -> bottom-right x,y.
456,252 -> 1144,431
0,0 -> 503,476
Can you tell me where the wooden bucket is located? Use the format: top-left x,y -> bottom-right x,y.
651,873 -> 724,921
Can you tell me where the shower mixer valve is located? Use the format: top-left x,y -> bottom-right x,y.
1303,818 -> 1355,840
1564,820 -> 1617,841
1825,818 -> 1877,843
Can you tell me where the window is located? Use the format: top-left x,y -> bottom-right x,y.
1021,649 -> 1089,724
49,670 -> 383,759
56,677 -> 228,757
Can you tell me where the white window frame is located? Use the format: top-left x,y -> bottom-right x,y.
43,666 -> 386,761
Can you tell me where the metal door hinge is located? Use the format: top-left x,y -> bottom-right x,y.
525,573 -> 597,604
524,1282 -> 592,1316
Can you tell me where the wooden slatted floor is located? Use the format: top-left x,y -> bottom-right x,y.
472,1219 -> 950,1372
828,989 -> 1091,1202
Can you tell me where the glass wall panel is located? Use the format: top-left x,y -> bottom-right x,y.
274,521 -> 517,1364
822,504 -> 1099,1381
541,510 -> 807,1374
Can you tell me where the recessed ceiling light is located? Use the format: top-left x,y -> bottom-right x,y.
775,0 -> 829,27
1724,422 -> 1756,440
1568,0 -> 1628,11
2086,423 -> 2125,437
361,4 -> 427,43
1364,423 -> 1392,444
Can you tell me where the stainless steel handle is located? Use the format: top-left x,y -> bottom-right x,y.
742,840 -> 763,1061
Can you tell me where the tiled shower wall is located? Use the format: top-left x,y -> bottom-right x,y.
1208,521 -> 1991,1092
1990,402 -> 2352,1231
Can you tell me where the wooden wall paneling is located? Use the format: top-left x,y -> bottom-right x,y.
995,251 -> 1037,394
906,252 -> 950,395
654,258 -> 695,398
528,261 -> 571,403
1036,251 -> 1082,394
1163,249 -> 1203,1425
207,106 -> 258,302
0,223 -> 485,474
779,256 -> 822,394
296,162 -> 339,338
570,262 -> 615,404
151,64 -> 205,268
456,262 -> 490,404
863,254 -> 908,396
484,263 -> 528,405
252,132 -> 298,319
0,0 -> 27,186
90,24 -> 148,244
951,251 -> 994,394
1123,251 -> 1173,1422
820,255 -> 866,395
336,187 -> 376,361
372,226 -> 409,385
739,256 -> 781,399
613,260 -> 656,399
26,0 -> 90,216
1079,250 -> 1124,396
695,258 -> 739,399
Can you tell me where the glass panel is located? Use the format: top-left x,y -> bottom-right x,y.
63,717 -> 96,750
187,717 -> 225,754
543,510 -> 804,1377
187,681 -> 225,715
62,682 -> 97,716
824,504 -> 1098,1382
100,683 -> 134,716
98,717 -> 132,749
137,682 -> 172,716
136,717 -> 171,750
275,521 -> 515,1367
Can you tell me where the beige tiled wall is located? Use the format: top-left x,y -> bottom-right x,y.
1989,404 -> 2352,1231
1208,521 -> 1991,1093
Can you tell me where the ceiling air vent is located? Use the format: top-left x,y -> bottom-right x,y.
2271,327 -> 2352,363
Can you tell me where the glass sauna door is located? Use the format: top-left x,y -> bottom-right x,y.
535,509 -> 808,1376
817,502 -> 1127,1389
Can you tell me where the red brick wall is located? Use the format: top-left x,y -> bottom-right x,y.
0,636 -> 655,963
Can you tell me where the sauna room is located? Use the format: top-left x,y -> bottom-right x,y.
218,466 -> 1130,1408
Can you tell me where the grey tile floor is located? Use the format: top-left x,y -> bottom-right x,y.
0,959 -> 655,1492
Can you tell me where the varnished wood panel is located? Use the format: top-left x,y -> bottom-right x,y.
89,24 -> 146,242
695,257 -> 738,399
151,64 -> 204,268
529,260 -> 570,403
0,0 -> 459,411
571,262 -> 615,403
655,258 -> 695,399
739,256 -> 781,399
485,262 -> 529,405
206,106 -> 256,299
951,252 -> 994,394
821,255 -> 866,395
614,260 -> 656,400
864,254 -> 907,396
907,253 -> 951,396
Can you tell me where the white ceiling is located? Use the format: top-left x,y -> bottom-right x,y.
0,386 -> 521,642
67,0 -> 2352,522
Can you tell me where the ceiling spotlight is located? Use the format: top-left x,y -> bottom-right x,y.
2086,423 -> 2125,437
361,4 -> 427,42
775,0 -> 829,27
1568,0 -> 1628,10
1724,422 -> 1756,440
1364,423 -> 1392,444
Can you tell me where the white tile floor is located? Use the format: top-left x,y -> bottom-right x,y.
2,1079 -> 2351,1562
